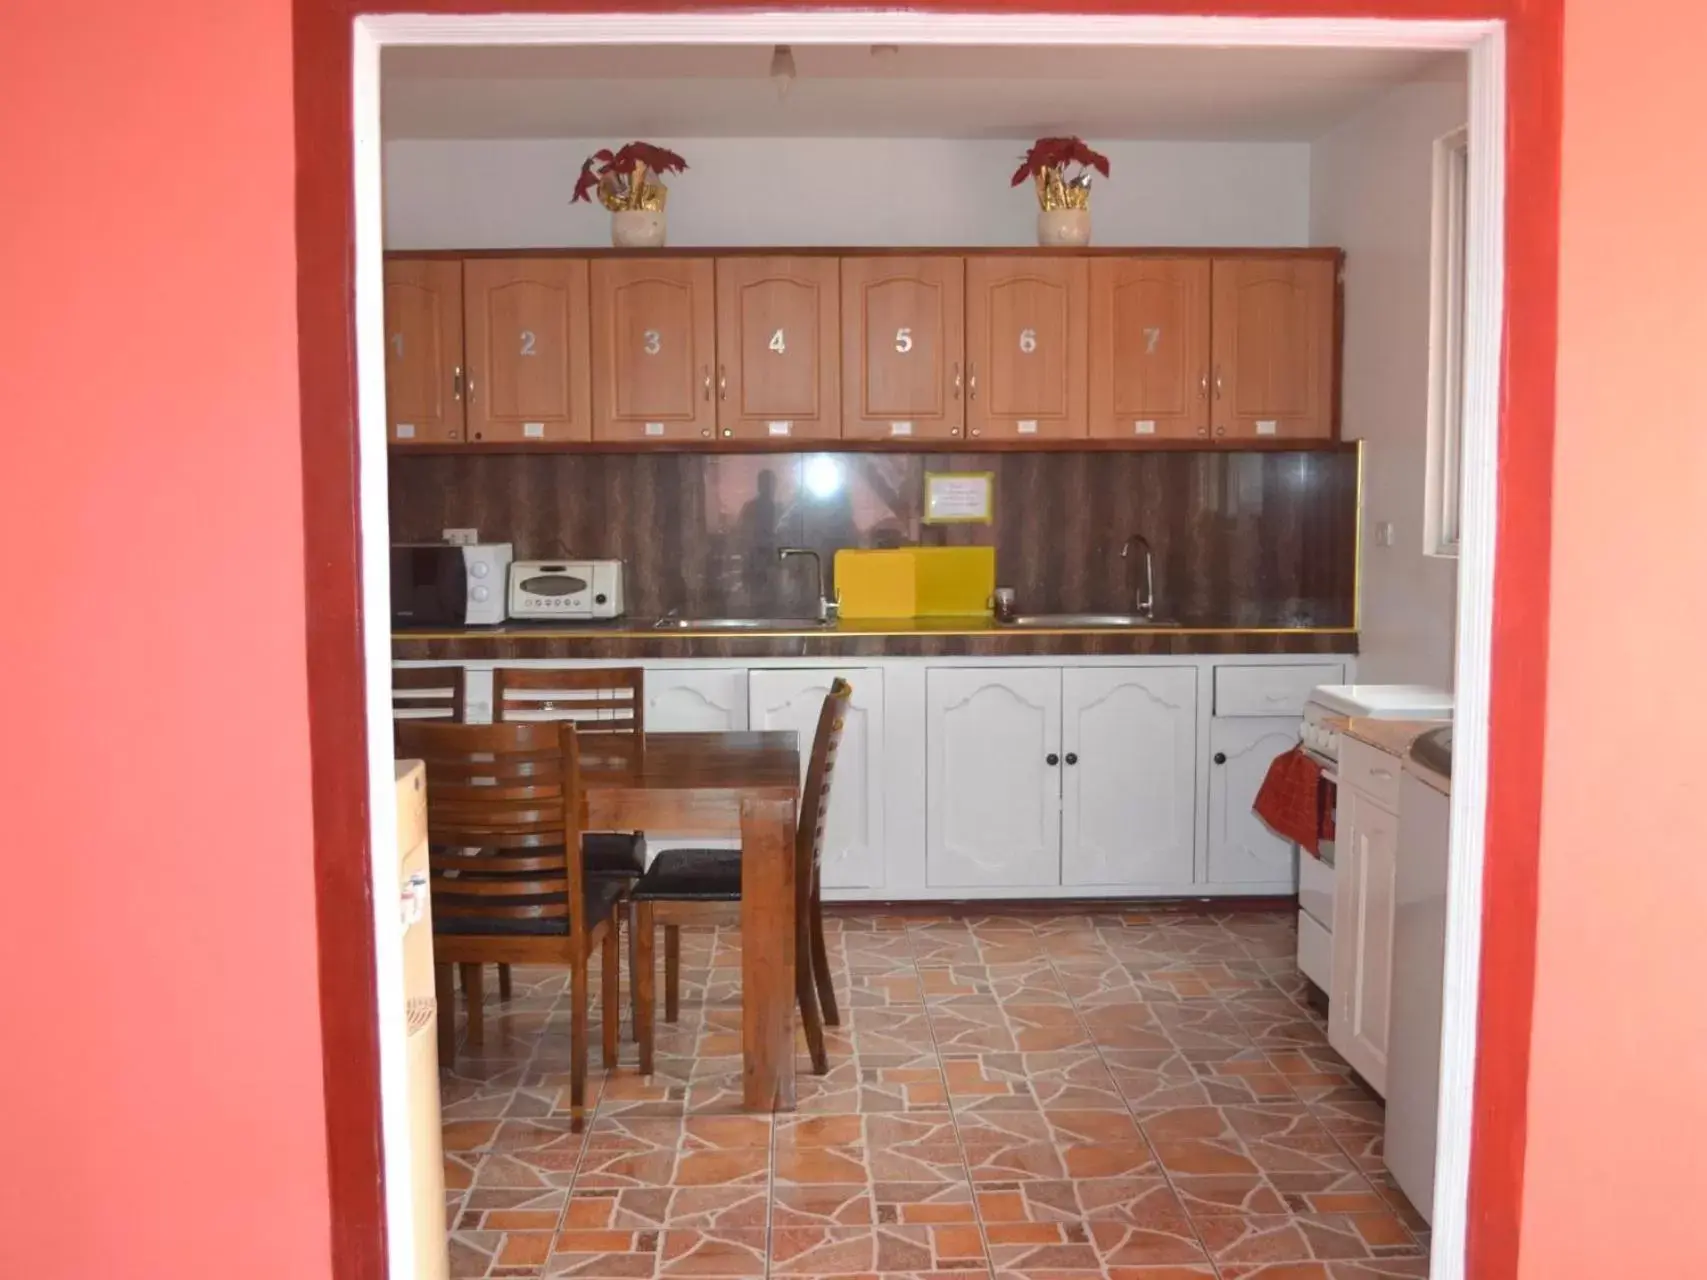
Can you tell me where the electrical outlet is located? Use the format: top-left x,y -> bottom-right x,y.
442,528 -> 478,546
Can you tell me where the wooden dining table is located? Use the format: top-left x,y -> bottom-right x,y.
577,730 -> 802,1112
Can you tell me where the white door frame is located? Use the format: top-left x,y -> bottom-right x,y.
352,15 -> 1505,1279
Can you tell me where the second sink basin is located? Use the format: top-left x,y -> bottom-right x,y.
653,616 -> 829,631
1003,612 -> 1179,629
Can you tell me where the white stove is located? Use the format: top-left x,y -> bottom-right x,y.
1295,683 -> 1454,994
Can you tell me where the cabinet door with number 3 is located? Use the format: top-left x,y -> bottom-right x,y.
591,258 -> 717,442
463,258 -> 591,443
840,256 -> 964,440
1089,257 -> 1211,440
714,257 -> 840,441
965,256 -> 1088,440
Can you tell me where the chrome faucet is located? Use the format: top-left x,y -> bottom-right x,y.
1120,534 -> 1156,620
779,547 -> 839,624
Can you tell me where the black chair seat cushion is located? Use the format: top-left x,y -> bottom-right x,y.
630,848 -> 743,902
437,872 -> 625,936
584,831 -> 646,879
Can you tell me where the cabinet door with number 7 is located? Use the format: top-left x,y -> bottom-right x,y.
965,256 -> 1088,440
463,258 -> 592,443
715,257 -> 840,441
840,256 -> 965,441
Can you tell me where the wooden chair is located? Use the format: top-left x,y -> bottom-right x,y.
493,667 -> 649,1004
392,665 -> 466,722
628,678 -> 851,1077
396,719 -> 623,1118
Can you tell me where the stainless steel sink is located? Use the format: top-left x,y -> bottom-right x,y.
652,616 -> 829,631
1003,613 -> 1179,629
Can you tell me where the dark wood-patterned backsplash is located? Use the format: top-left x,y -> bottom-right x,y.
388,449 -> 1359,627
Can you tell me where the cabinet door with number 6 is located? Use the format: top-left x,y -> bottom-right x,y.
591,258 -> 717,442
840,256 -> 965,441
965,256 -> 1088,440
715,257 -> 840,441
463,258 -> 592,443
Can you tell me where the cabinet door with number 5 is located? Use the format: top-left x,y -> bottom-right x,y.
715,257 -> 840,441
591,258 -> 717,441
965,256 -> 1088,440
840,256 -> 965,440
463,258 -> 591,443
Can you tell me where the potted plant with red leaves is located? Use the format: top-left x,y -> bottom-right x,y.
1011,136 -> 1111,246
573,142 -> 689,248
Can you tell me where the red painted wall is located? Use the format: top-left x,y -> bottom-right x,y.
0,3 -> 332,1278
1521,0 -> 1707,1271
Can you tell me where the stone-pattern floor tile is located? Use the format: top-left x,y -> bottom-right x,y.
435,910 -> 1428,1278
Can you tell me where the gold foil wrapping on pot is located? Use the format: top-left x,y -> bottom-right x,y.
1035,166 -> 1092,212
596,163 -> 671,213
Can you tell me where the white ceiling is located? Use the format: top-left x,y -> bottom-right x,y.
382,44 -> 1464,142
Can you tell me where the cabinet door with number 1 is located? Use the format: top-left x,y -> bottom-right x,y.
1089,258 -> 1210,440
715,257 -> 840,441
463,258 -> 592,443
591,258 -> 718,442
384,258 -> 466,445
840,256 -> 964,441
965,256 -> 1088,440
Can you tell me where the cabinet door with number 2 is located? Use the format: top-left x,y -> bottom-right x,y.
965,256 -> 1088,441
840,256 -> 965,441
715,257 -> 840,441
591,258 -> 718,442
463,258 -> 592,443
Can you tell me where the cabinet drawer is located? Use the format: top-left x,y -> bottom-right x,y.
1297,908 -> 1333,991
1339,737 -> 1403,812
1214,663 -> 1344,717
1299,848 -> 1335,929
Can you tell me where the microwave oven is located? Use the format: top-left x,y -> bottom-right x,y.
507,559 -> 625,620
390,543 -> 512,627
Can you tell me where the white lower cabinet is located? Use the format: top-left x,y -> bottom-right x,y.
1206,716 -> 1301,889
645,668 -> 748,731
926,668 -> 1062,888
749,667 -> 885,892
1061,667 -> 1198,889
1330,782 -> 1399,1097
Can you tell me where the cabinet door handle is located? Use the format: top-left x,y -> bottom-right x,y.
702,366 -> 713,401
1045,752 -> 1060,767
1064,752 -> 1078,766
1213,752 -> 1228,765
465,371 -> 475,404
718,365 -> 728,400
952,362 -> 962,399
453,366 -> 465,401
967,363 -> 978,400
1199,370 -> 1209,400
1212,366 -> 1224,399
1370,767 -> 1395,780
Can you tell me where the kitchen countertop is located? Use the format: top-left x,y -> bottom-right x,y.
1331,715 -> 1449,758
394,616 -> 1358,660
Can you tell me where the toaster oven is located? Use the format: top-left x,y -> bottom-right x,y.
390,542 -> 512,627
507,559 -> 625,620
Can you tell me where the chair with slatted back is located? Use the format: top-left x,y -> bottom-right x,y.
629,678 -> 851,1077
396,719 -> 623,1119
392,665 -> 466,722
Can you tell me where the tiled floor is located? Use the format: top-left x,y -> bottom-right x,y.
438,907 -> 1428,1280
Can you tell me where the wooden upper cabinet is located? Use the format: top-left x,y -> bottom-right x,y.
384,259 -> 465,445
840,256 -> 965,441
463,258 -> 592,443
1089,258 -> 1211,441
1210,257 -> 1337,442
964,256 -> 1089,441
591,258 -> 718,442
715,257 -> 840,442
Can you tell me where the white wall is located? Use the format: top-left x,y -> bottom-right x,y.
384,137 -> 1311,249
1311,80 -> 1465,689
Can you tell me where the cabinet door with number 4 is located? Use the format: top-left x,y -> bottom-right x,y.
840,256 -> 965,441
463,258 -> 592,443
715,257 -> 840,441
965,256 -> 1088,441
592,258 -> 717,442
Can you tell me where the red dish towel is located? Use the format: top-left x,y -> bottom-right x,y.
1253,746 -> 1334,856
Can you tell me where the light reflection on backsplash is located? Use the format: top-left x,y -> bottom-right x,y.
388,449 -> 1359,627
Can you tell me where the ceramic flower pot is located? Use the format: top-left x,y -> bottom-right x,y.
611,209 -> 667,248
1037,207 -> 1092,247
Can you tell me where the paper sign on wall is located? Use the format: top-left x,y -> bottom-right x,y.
923,472 -> 994,524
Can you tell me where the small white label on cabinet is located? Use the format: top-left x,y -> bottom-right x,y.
889,421 -> 914,436
523,422 -> 545,439
1256,420 -> 1279,436
644,422 -> 665,437
395,423 -> 416,439
1134,420 -> 1157,435
767,421 -> 792,436
1017,420 -> 1039,435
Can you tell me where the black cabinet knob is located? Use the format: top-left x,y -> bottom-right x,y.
1064,752 -> 1079,765
1213,752 -> 1228,765
1045,753 -> 1060,766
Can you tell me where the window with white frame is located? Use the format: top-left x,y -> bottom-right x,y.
1425,127 -> 1469,557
